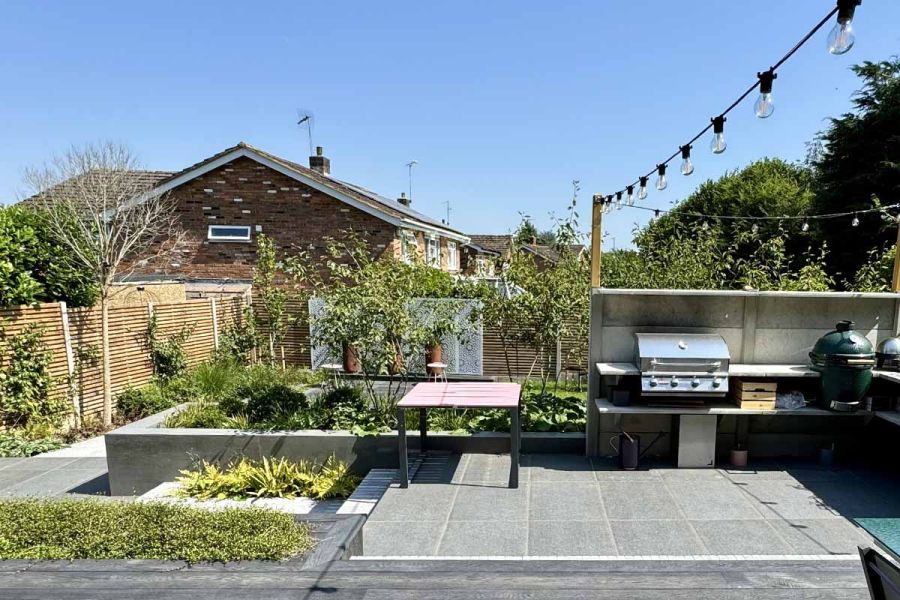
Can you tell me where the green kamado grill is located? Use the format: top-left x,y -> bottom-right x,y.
809,320 -> 875,412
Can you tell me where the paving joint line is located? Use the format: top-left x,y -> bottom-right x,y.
657,470 -> 710,554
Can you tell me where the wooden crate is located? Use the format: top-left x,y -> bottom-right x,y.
733,379 -> 776,409
733,379 -> 777,393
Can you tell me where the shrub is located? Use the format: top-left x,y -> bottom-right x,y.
176,456 -> 359,501
0,499 -> 312,562
146,317 -> 192,381
164,402 -> 228,429
0,324 -> 68,427
116,385 -> 175,420
0,431 -> 65,457
245,385 -> 307,423
189,360 -> 241,399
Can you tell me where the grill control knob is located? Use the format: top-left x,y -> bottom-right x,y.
691,377 -> 700,388
712,378 -> 722,388
648,378 -> 658,388
670,377 -> 679,388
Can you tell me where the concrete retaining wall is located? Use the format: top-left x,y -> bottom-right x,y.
587,289 -> 900,457
106,405 -> 584,495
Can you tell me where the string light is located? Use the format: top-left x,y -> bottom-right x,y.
710,116 -> 727,154
612,202 -> 899,226
656,165 -> 668,191
755,69 -> 777,118
852,213 -> 860,227
802,221 -> 810,232
680,145 -> 694,176
751,223 -> 759,234
600,1 -> 859,218
828,0 -> 861,55
626,185 -> 635,206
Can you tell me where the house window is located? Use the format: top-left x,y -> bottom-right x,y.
426,236 -> 440,267
208,225 -> 251,242
447,241 -> 458,271
400,229 -> 417,263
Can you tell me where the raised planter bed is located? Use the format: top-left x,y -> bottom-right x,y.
105,404 -> 585,496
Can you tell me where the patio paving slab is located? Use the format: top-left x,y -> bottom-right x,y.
690,519 -> 793,555
599,481 -> 680,520
528,482 -> 604,521
666,479 -> 766,520
437,520 -> 527,556
527,519 -> 618,556
608,519 -> 707,556
769,518 -> 874,555
363,521 -> 442,556
525,454 -> 599,482
449,485 -> 528,521
367,484 -> 456,523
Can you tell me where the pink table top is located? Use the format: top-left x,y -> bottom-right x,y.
397,382 -> 521,409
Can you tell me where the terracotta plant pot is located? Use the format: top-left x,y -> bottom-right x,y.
730,449 -> 748,468
425,343 -> 444,376
341,342 -> 360,374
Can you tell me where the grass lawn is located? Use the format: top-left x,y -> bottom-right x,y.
0,499 -> 313,562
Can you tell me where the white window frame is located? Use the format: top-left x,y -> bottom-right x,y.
207,225 -> 251,242
447,241 -> 459,271
400,229 -> 417,263
426,235 -> 440,267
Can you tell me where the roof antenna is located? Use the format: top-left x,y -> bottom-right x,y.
442,200 -> 451,225
405,160 -> 418,203
296,109 -> 315,156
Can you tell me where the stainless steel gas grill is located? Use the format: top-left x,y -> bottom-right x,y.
633,333 -> 731,398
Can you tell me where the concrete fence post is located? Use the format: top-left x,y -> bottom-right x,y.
210,298 -> 219,350
59,301 -> 78,418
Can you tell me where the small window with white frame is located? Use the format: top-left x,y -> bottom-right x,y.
208,225 -> 251,242
400,229 -> 417,263
426,235 -> 440,267
447,241 -> 458,271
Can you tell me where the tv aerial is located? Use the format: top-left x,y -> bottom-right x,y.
296,109 -> 315,156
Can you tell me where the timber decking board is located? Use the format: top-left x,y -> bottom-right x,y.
0,559 -> 868,599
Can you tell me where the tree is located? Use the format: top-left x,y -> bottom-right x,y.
252,234 -> 289,364
810,58 -> 900,282
25,143 -> 184,425
0,206 -> 97,307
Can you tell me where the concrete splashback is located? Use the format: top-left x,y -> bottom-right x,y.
587,289 -> 900,456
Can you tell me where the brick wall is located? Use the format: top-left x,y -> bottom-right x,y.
143,156 -> 400,280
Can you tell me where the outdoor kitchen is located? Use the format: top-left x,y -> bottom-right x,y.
588,288 -> 900,469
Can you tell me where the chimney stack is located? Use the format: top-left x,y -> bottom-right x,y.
398,192 -> 410,206
309,146 -> 330,175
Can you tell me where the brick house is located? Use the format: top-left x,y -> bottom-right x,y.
462,234 -> 587,277
123,142 -> 469,293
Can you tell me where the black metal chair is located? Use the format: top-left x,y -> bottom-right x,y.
860,547 -> 900,600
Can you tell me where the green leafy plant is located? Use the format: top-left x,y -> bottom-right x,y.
115,385 -> 177,420
146,316 -> 192,381
164,402 -> 228,429
0,431 -> 66,457
0,323 -> 67,427
176,456 -> 359,501
0,499 -> 312,562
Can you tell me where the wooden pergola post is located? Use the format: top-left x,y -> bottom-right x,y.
590,194 -> 603,288
892,218 -> 900,292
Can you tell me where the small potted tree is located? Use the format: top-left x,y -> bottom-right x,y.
418,302 -> 465,377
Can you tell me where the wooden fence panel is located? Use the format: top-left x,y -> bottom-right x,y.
152,300 -> 217,368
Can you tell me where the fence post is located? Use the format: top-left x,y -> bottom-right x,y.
210,298 -> 219,350
59,302 -> 78,418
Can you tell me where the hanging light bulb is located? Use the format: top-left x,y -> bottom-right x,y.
701,220 -> 709,230
638,176 -> 649,200
652,209 -> 661,222
615,191 -> 623,210
852,213 -> 860,227
710,116 -> 727,154
828,0 -> 860,55
801,221 -> 810,232
626,185 -> 635,206
755,69 -> 777,118
656,164 -> 668,191
605,196 -> 614,214
751,223 -> 759,234
680,146 -> 694,176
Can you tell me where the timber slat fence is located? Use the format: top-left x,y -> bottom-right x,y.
1,294 -> 585,420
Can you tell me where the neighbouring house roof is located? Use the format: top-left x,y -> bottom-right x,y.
151,142 -> 468,241
523,243 -> 588,263
16,170 -> 175,208
465,234 -> 514,256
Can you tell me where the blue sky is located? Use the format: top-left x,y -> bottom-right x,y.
2,1 -> 898,248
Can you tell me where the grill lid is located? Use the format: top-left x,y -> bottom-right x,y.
810,321 -> 874,361
634,333 -> 730,362
876,337 -> 900,357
